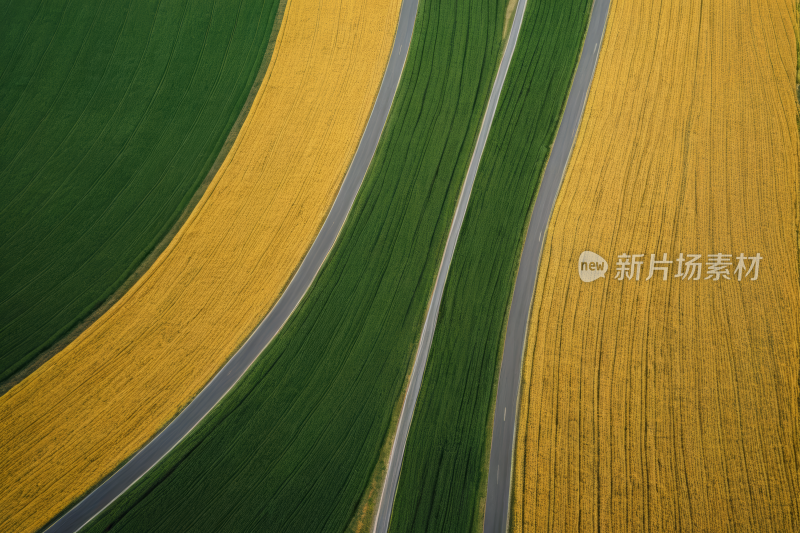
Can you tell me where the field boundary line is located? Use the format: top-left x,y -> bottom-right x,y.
372,0 -> 530,529
0,0 -> 289,397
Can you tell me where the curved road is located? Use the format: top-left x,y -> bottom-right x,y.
44,0 -> 420,531
482,0 -> 611,531
373,0 -> 530,530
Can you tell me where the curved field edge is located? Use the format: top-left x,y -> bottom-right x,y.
0,0 -> 289,397
0,0 -> 401,531
513,0 -> 800,529
386,1 -> 592,532
28,9 -> 291,527
0,0 -> 283,382
81,0 -> 508,531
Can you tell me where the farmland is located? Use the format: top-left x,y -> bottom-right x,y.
81,0 -> 509,531
388,0 -> 591,531
0,0 -> 281,382
513,0 -> 800,530
0,0 -> 402,530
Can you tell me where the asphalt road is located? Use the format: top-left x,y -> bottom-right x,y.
372,1 -> 530,531
43,1 -> 420,531
482,1 -> 611,532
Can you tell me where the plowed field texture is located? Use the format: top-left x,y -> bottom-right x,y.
0,0 -> 401,530
83,0 -> 508,531
389,0 -> 591,531
514,0 -> 800,531
0,0 -> 280,382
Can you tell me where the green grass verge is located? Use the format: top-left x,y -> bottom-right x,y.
388,0 -> 592,531
0,0 -> 280,381
82,0 -> 506,531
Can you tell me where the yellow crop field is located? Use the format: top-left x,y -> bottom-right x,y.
0,0 -> 400,530
513,0 -> 799,531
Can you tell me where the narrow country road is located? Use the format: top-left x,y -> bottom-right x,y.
372,0 -> 530,530
482,0 -> 611,531
43,0 -> 420,530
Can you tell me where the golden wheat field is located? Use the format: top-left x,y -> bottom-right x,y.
513,0 -> 800,531
0,0 -> 401,530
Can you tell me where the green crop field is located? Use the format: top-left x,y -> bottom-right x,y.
82,0 -> 506,531
0,0 -> 280,382
388,0 -> 591,531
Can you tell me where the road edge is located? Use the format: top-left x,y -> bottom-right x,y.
481,1 -> 612,532
371,0 -> 530,530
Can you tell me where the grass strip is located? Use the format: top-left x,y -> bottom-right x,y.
387,0 -> 591,531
